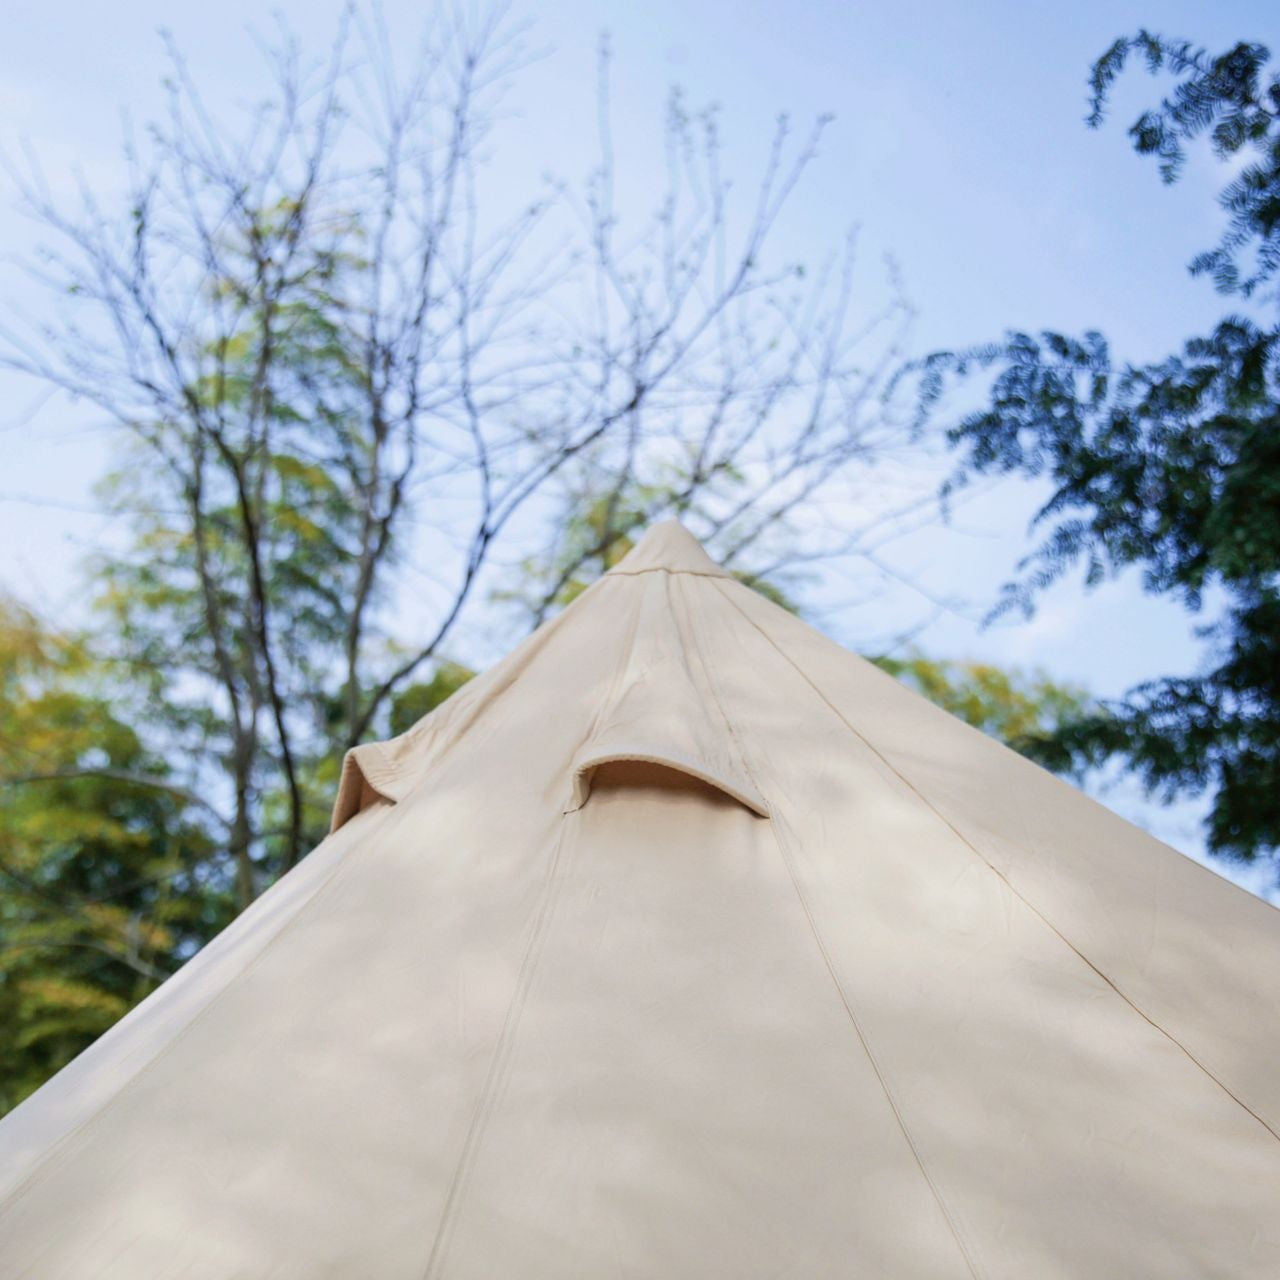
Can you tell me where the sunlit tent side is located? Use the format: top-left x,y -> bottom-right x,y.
2,520 -> 1279,1279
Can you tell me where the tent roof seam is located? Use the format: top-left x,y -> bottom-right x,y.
711,576 -> 1280,1149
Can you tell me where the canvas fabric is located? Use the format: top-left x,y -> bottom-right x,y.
2,521 -> 1279,1278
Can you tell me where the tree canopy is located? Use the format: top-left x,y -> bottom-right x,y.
0,600 -> 224,1112
917,31 -> 1280,866
3,8 -> 919,904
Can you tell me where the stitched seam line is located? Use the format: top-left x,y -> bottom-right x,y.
604,566 -> 730,579
768,811 -> 985,1280
714,578 -> 1280,1148
561,575 -> 651,815
685,581 -> 984,1280
586,573 -> 649,743
420,816 -> 577,1279
670,575 -> 766,806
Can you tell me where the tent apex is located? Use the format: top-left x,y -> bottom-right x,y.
608,519 -> 729,578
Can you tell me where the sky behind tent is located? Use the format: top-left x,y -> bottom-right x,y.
2,0 -> 1278,893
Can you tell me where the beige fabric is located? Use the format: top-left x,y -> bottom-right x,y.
2,520 -> 1278,1278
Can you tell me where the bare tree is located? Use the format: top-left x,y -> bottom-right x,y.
1,5 -> 918,905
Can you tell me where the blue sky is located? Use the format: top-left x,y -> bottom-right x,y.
2,0 -> 1278,892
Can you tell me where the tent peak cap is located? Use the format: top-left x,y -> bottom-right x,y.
607,519 -> 729,578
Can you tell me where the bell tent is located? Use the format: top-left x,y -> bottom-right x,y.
2,520 -> 1279,1278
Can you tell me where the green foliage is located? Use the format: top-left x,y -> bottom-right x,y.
872,653 -> 1092,754
1088,33 -> 1280,293
9,3 -> 917,908
500,485 -> 806,625
918,32 -> 1280,863
0,600 -> 224,1113
498,491 -> 658,621
389,663 -> 477,737
93,212 -> 398,890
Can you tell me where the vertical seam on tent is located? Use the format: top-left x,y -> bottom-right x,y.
670,575 -> 762,804
585,571 -> 649,744
0,800 -> 400,1227
766,811 -> 986,1280
713,579 -> 1280,1149
563,575 -> 649,813
419,815 -> 578,1280
681,579 -> 985,1280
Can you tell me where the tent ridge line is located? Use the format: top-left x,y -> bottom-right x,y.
688,579 -> 986,1280
711,579 -> 1280,1150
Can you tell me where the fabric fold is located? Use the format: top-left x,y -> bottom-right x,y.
331,741 -> 405,832
566,571 -> 769,818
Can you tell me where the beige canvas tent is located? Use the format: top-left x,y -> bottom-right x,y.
2,520 -> 1279,1278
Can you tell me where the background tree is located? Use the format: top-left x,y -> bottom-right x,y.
0,599 -> 221,1112
870,652 -> 1091,750
916,32 -> 1280,869
2,8 -> 916,905
0,5 -> 1102,1116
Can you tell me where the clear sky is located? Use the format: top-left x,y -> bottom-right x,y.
2,0 -> 1278,893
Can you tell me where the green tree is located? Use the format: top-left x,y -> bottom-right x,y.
92,218 -> 379,904
916,32 -> 1280,866
5,8 -> 916,905
0,7 -> 1093,1116
0,600 -> 223,1113
870,653 -> 1090,751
